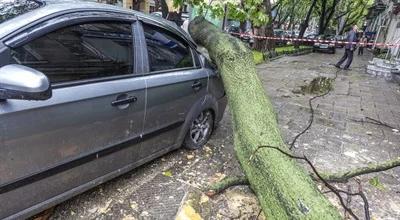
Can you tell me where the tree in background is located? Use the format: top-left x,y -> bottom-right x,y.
315,0 -> 341,34
334,0 -> 371,35
298,0 -> 318,39
172,0 -> 371,50
174,0 -> 272,51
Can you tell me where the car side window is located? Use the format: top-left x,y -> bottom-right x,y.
10,21 -> 133,84
142,24 -> 194,72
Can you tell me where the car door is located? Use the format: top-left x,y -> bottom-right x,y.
138,22 -> 209,157
0,18 -> 146,218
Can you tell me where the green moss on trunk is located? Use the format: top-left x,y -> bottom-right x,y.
189,17 -> 341,219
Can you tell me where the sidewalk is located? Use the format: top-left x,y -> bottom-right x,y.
257,49 -> 400,219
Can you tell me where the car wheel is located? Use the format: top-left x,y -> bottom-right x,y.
332,49 -> 336,54
184,110 -> 214,150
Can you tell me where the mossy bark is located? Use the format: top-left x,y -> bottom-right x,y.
320,157 -> 400,183
206,176 -> 249,196
189,17 -> 341,219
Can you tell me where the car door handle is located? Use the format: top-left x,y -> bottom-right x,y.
111,96 -> 137,107
192,81 -> 202,91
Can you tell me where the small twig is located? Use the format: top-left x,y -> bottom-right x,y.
356,179 -> 370,220
255,209 -> 262,220
365,116 -> 397,130
288,92 -> 328,150
289,69 -> 340,150
350,116 -> 398,130
344,185 -> 352,219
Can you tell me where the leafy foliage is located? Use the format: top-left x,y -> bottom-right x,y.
174,0 -> 268,26
0,0 -> 41,24
252,50 -> 264,64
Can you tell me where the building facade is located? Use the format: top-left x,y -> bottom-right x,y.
366,0 -> 400,57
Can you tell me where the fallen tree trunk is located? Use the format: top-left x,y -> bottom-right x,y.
189,17 -> 341,219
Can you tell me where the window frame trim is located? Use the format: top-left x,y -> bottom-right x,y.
5,11 -> 140,89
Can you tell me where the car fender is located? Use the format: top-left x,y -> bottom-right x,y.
175,94 -> 219,146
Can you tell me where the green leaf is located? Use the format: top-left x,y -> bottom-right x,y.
369,176 -> 385,191
162,170 -> 173,177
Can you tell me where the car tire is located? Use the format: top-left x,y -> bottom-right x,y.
332,49 -> 336,54
183,110 -> 214,150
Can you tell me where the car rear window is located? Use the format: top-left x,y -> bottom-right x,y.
0,0 -> 43,24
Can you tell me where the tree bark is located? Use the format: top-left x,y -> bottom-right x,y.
240,0 -> 247,33
254,0 -> 274,52
265,0 -> 275,50
318,0 -> 327,34
160,0 -> 168,18
318,0 -> 341,34
154,0 -> 160,11
205,176 -> 249,196
189,16 -> 341,219
253,26 -> 268,51
323,0 -> 340,33
298,0 -> 318,39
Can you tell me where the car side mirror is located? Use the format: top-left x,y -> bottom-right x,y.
0,64 -> 51,101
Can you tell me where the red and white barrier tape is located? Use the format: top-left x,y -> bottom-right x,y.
229,32 -> 400,48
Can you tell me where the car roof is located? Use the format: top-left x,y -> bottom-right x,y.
0,0 -> 196,47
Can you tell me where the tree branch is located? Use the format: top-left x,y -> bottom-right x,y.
205,176 -> 249,197
318,157 -> 400,183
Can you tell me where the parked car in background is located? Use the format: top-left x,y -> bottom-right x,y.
293,30 -> 300,38
227,25 -> 254,46
274,29 -> 285,37
303,33 -> 317,46
273,29 -> 286,46
335,35 -> 346,48
285,30 -> 299,38
313,35 -> 336,54
0,1 -> 227,219
305,33 -> 318,39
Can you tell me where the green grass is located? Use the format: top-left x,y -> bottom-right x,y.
252,45 -> 312,64
275,45 -> 311,53
252,50 -> 264,64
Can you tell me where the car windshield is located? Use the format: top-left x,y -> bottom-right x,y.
0,0 -> 43,24
228,26 -> 240,33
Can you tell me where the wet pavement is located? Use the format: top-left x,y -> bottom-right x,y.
50,49 -> 400,220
